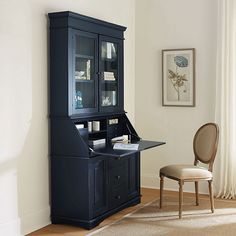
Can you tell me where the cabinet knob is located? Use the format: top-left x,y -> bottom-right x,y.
116,175 -> 121,180
116,195 -> 121,200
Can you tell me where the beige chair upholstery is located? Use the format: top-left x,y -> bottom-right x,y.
159,123 -> 219,219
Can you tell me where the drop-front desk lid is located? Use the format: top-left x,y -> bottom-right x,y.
91,140 -> 166,158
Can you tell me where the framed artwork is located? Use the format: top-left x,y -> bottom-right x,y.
162,48 -> 195,106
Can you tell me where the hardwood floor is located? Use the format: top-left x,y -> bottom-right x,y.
27,188 -> 161,236
28,188 -> 208,236
27,187 -> 236,236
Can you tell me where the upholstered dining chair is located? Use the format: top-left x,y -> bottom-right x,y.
159,123 -> 219,219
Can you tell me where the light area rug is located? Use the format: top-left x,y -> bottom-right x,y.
87,195 -> 236,236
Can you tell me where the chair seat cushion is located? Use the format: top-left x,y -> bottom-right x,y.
160,165 -> 212,180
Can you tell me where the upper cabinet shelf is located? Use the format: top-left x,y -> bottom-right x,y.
76,54 -> 95,60
49,11 -> 126,117
75,79 -> 94,83
101,80 -> 117,84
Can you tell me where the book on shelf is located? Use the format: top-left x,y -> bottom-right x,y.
113,143 -> 139,150
103,71 -> 114,75
89,138 -> 106,146
86,60 -> 91,80
75,124 -> 84,129
92,143 -> 106,149
103,71 -> 116,81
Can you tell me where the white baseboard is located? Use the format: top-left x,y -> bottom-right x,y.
141,173 -> 180,191
0,218 -> 21,236
20,207 -> 51,235
141,173 -> 160,189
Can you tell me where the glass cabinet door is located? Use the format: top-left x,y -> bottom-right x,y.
73,31 -> 98,114
99,36 -> 123,112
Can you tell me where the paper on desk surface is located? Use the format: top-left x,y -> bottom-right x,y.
113,143 -> 139,150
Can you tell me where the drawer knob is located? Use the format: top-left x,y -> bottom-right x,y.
116,195 -> 121,200
116,175 -> 121,180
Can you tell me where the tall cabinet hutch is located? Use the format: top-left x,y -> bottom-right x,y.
49,11 -> 164,229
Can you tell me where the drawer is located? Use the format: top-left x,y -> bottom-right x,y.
109,165 -> 127,187
109,186 -> 127,208
108,156 -> 126,169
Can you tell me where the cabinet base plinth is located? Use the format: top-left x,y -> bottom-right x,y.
51,196 -> 141,230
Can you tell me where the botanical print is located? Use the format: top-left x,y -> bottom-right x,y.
167,54 -> 190,102
162,49 -> 195,107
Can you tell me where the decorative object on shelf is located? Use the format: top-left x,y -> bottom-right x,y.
88,121 -> 92,132
162,48 -> 195,107
75,90 -> 83,108
75,63 -> 91,80
92,121 -> 100,131
102,96 -> 112,106
112,91 -> 116,105
108,118 -> 119,125
101,42 -> 117,60
75,71 -> 86,80
102,91 -> 116,106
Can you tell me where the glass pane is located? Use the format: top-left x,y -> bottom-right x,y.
76,35 -> 94,56
100,41 -> 118,107
75,82 -> 95,109
75,57 -> 94,81
74,35 -> 96,109
101,42 -> 118,81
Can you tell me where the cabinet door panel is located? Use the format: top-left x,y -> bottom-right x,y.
127,153 -> 140,199
99,36 -> 124,113
90,158 -> 108,217
71,30 -> 99,115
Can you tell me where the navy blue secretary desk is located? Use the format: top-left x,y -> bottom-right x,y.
48,11 -> 165,229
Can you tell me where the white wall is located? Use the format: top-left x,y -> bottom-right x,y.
0,0 -> 135,235
135,0 -> 217,193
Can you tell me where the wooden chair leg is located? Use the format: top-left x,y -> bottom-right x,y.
160,175 -> 164,209
208,180 -> 214,213
195,181 -> 199,206
179,180 -> 184,219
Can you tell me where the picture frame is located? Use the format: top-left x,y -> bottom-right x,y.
162,48 -> 195,107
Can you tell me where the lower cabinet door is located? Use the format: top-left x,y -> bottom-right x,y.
89,157 -> 108,217
89,154 -> 140,218
127,153 -> 140,199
